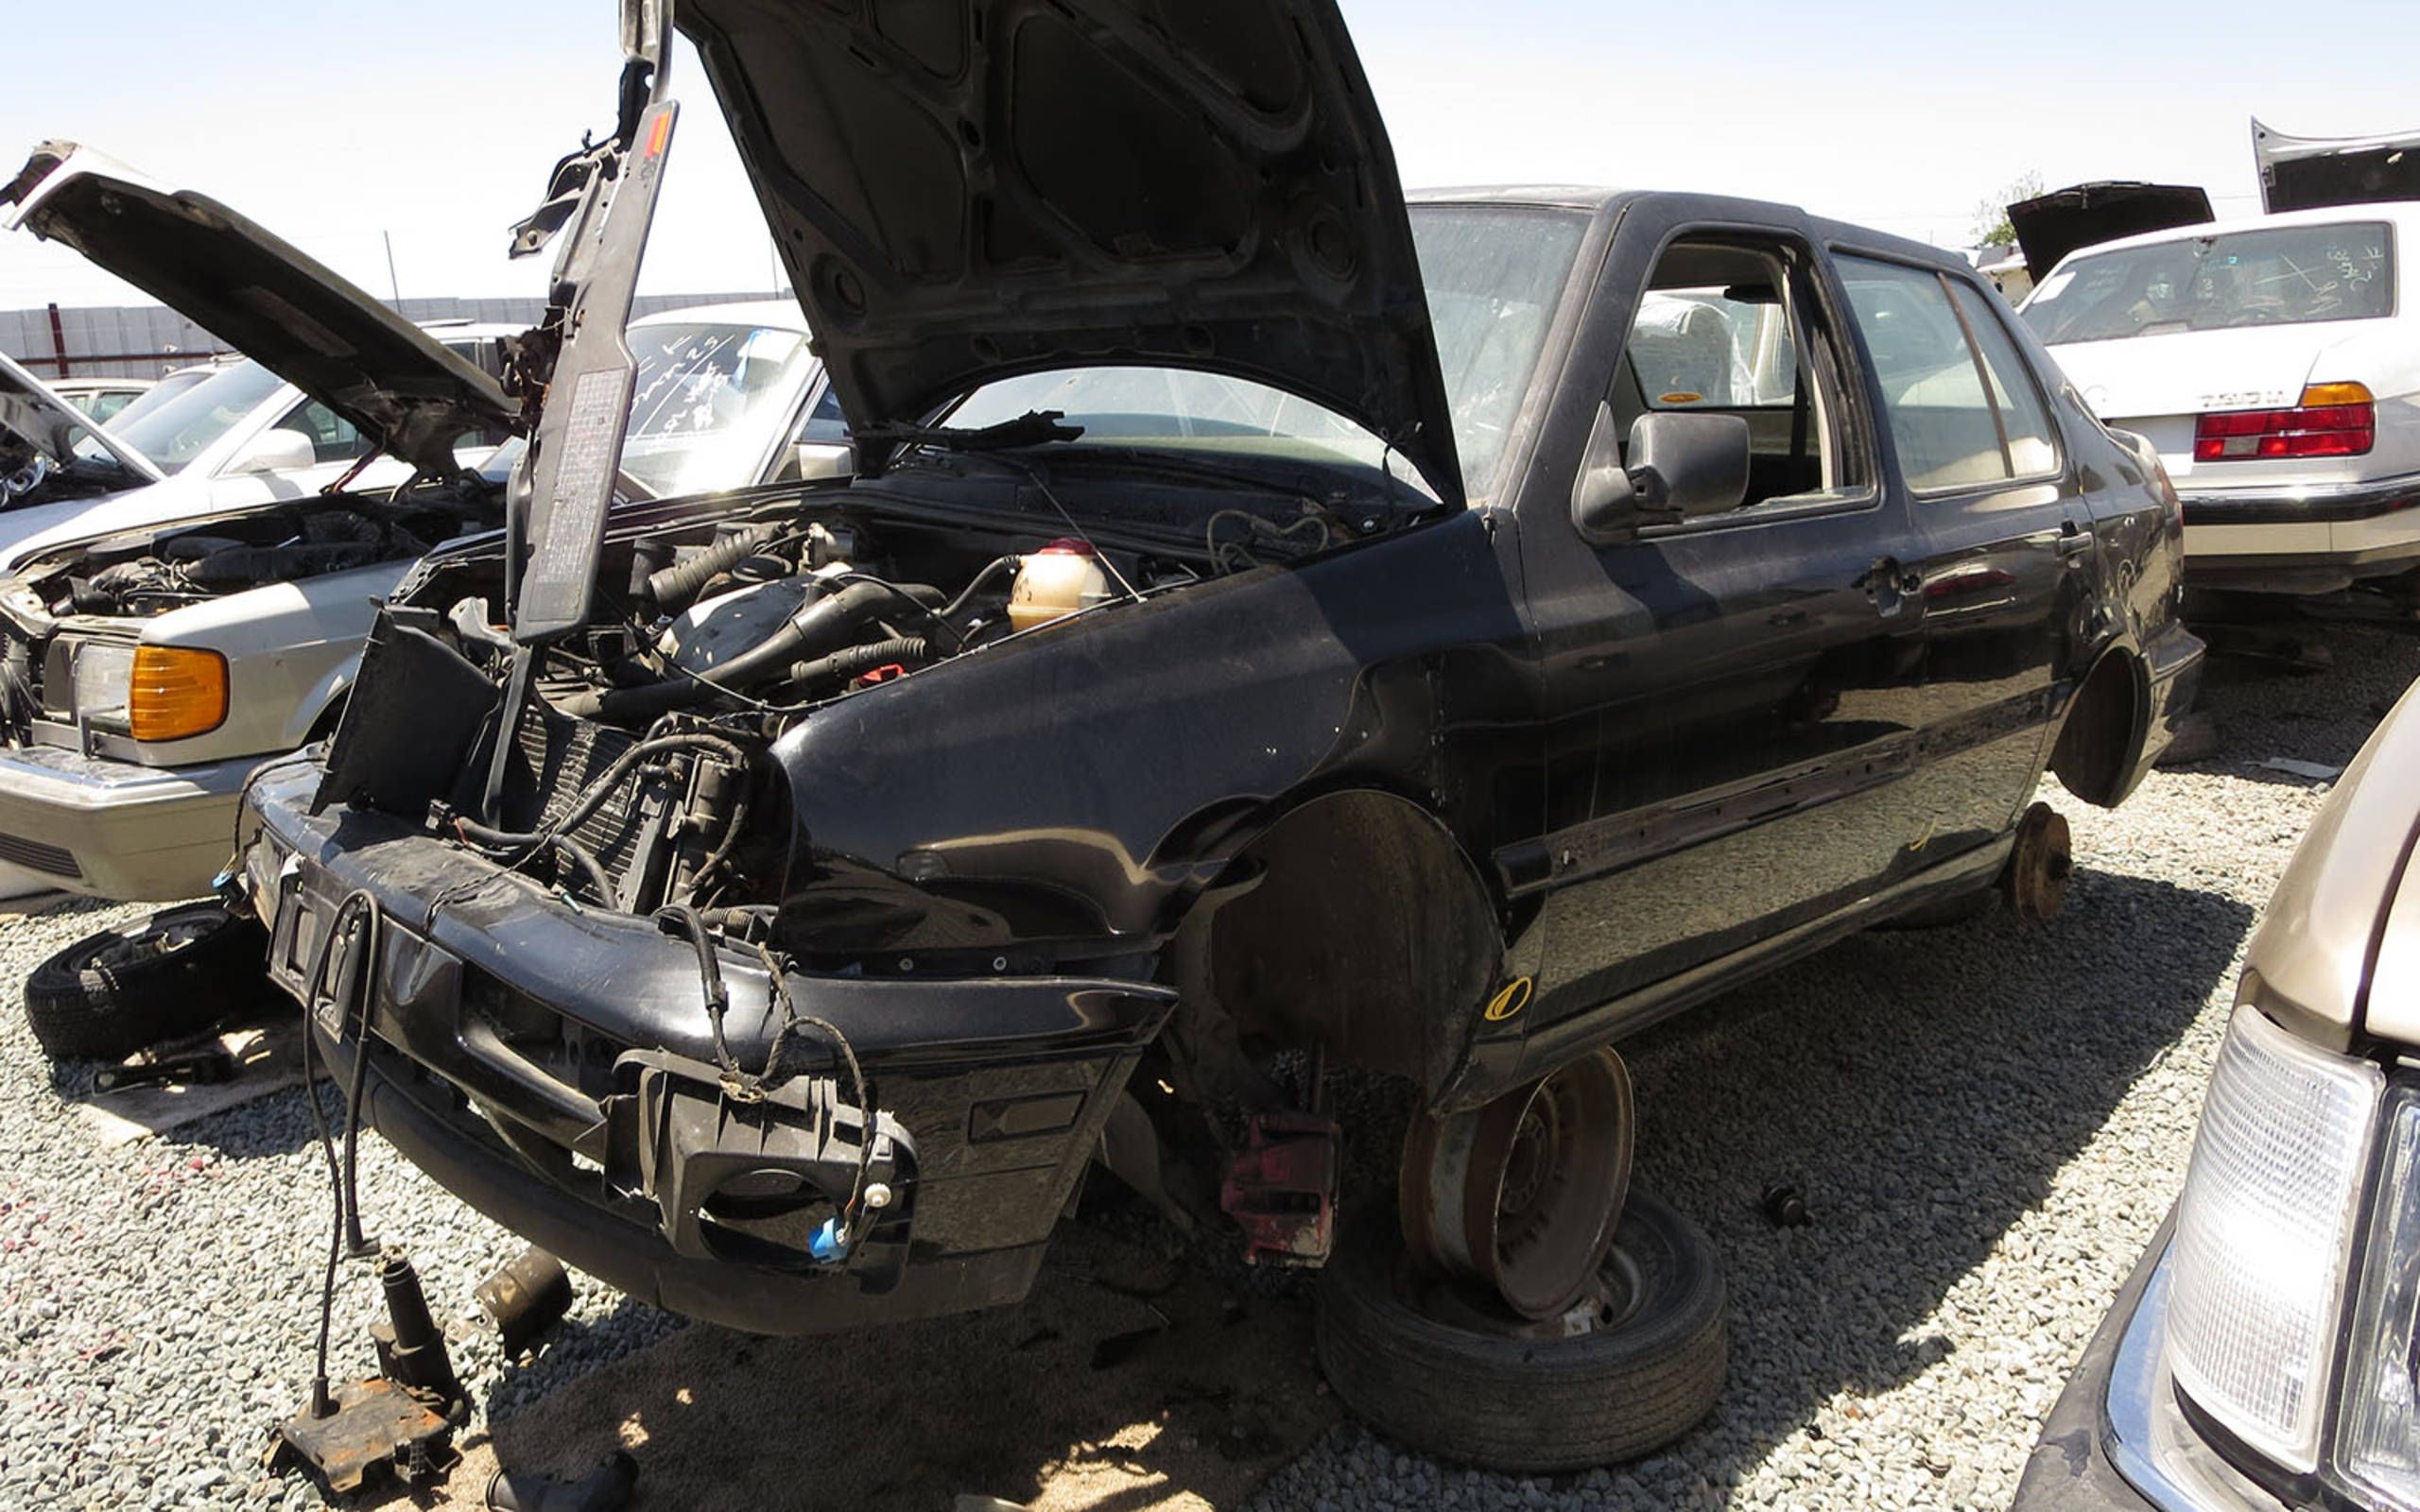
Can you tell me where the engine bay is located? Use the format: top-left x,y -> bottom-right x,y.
16,472 -> 504,619
330,468 -> 1382,936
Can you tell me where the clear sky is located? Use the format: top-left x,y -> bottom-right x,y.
4,0 -> 2417,313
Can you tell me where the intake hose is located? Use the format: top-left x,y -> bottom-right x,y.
642,523 -> 781,613
557,579 -> 899,721
782,635 -> 930,696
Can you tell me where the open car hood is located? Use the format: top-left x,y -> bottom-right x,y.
2007,180 -> 2214,283
0,348 -> 162,483
677,0 -> 1461,502
1,143 -> 516,475
2256,117 -> 2420,215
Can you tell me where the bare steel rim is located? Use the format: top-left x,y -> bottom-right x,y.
1400,1046 -> 1634,1320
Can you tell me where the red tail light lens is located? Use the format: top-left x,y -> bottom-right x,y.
2194,383 -> 2376,462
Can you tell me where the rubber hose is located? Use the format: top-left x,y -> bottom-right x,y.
937,554 -> 1021,623
559,580 -> 897,721
643,524 -> 780,613
783,635 -> 929,695
452,733 -> 750,849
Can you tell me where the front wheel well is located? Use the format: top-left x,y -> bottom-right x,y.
1167,789 -> 1503,1098
2048,649 -> 2148,809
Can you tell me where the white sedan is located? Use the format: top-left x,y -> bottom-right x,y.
2019,204 -> 2420,594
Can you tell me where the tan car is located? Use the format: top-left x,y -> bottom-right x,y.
2014,676 -> 2420,1510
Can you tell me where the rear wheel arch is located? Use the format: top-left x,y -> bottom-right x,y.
2049,644 -> 2150,809
1167,787 -> 1505,1097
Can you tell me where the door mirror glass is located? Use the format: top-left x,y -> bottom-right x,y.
1570,405 -> 1752,543
225,426 -> 317,476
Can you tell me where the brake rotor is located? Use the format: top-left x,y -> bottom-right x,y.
1401,1046 -> 1634,1320
2006,801 -> 2073,923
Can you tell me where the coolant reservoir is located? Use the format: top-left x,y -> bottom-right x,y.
1009,540 -> 1110,632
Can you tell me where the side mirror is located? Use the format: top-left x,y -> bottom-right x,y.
1570,406 -> 1753,544
226,427 -> 318,476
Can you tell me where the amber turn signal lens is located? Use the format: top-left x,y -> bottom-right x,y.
2301,381 -> 2376,409
127,645 -> 229,742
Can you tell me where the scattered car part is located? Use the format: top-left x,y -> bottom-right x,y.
269,1252 -> 467,1495
475,1246 -> 574,1359
2002,802 -> 2074,924
1219,1109 -> 1340,1266
1315,1191 -> 1726,1471
1402,1048 -> 1634,1320
486,1451 -> 639,1512
93,1045 -> 235,1094
1761,1183 -> 1811,1228
22,900 -> 265,1059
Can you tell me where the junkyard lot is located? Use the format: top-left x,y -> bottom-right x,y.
0,623 -> 2402,1511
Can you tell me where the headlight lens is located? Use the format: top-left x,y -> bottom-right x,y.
126,645 -> 228,742
67,640 -> 134,727
2341,1091 -> 2420,1507
2166,1003 -> 2383,1472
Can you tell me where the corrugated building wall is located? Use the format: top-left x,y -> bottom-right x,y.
0,292 -> 790,380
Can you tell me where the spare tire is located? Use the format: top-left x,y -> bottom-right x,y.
23,902 -> 269,1061
1315,1189 -> 1726,1472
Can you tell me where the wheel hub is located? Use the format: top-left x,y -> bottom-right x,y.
1401,1046 -> 1634,1319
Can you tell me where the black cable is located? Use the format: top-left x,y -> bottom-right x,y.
336,893 -> 382,1259
292,889 -> 372,1418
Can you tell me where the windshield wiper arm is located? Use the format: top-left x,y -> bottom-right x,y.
858,409 -> 1084,459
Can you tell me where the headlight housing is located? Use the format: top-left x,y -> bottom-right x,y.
2340,1090 -> 2420,1507
67,640 -> 134,728
2165,1003 -> 2383,1472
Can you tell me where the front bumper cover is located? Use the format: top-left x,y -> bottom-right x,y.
242,763 -> 1178,1335
0,738 -> 263,900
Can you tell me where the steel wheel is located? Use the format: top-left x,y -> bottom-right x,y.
1400,1046 -> 1634,1319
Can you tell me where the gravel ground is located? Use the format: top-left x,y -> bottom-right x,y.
0,617 -> 2411,1511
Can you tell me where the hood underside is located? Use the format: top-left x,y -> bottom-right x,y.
2008,180 -> 2213,284
0,348 -> 161,481
2,144 -> 516,475
677,0 -> 1462,503
2256,117 -> 2420,215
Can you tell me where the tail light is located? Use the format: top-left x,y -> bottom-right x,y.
2194,382 -> 2376,462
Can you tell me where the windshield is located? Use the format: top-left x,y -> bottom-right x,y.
2021,221 -> 2394,345
82,359 -> 285,473
946,206 -> 1589,503
618,320 -> 819,497
100,369 -> 215,435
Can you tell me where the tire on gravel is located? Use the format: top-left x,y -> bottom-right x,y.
24,902 -> 269,1061
1315,1189 -> 1726,1472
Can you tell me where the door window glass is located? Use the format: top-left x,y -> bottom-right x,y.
1837,257 -> 2059,490
1948,282 -> 2059,479
1612,239 -> 1869,513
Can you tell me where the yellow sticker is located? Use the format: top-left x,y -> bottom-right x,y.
1483,976 -> 1534,1022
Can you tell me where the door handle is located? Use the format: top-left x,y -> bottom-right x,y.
2056,523 -> 2094,562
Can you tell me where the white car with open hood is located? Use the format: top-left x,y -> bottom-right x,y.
0,145 -> 523,901
2018,203 -> 2420,594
